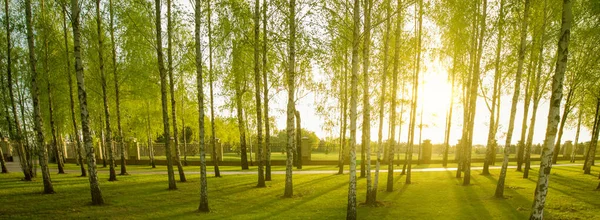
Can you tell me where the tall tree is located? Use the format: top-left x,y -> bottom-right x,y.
71,0 -> 104,203
495,0 -> 530,198
42,0 -> 65,175
154,0 -> 176,190
61,2 -> 86,177
97,0 -> 117,181
196,0 -> 209,211
388,0 -> 402,190
262,0 -> 271,181
10,0 -> 33,181
25,0 -> 53,192
254,0 -> 265,187
363,0 -> 374,205
109,0 -> 127,176
374,0 -> 391,196
167,0 -> 186,182
406,0 -> 422,185
284,0 -> 296,198
529,0 -> 572,217
482,0 -> 505,175
208,0 -> 221,178
346,0 -> 359,217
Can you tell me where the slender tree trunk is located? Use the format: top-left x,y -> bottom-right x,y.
108,0 -> 127,176
154,0 -> 176,190
553,87 -> 574,163
62,4 -> 86,177
584,96 -> 600,174
346,0 -> 360,218
71,0 -> 104,203
373,0 -> 391,201
254,0 -> 265,187
25,0 -> 54,193
284,0 -> 297,198
495,0 -> 530,198
524,1 -> 547,178
529,0 -> 572,217
207,0 -> 220,178
362,0 -> 373,204
295,111 -> 302,169
9,0 -> 32,181
97,0 -> 117,182
406,0 -> 422,185
262,0 -> 270,181
517,45 -> 535,172
42,0 -> 65,175
235,76 -> 249,170
195,0 -> 209,211
483,0 -> 505,175
388,0 -> 402,189
146,102 -> 155,168
443,50 -> 457,168
571,106 -> 582,163
182,94 -> 187,166
166,0 -> 186,183
338,53 -> 348,175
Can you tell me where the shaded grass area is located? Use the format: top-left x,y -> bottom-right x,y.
1,163 -> 599,219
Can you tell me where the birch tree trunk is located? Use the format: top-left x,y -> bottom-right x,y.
584,97 -> 600,174
373,0 -> 391,201
154,0 -> 176,190
262,0 -> 271,181
254,0 -> 265,187
284,0 -> 296,198
109,0 -> 127,176
571,106 -> 582,163
195,0 -> 209,212
529,0 -> 572,218
495,0 -> 530,198
97,0 -> 117,181
483,0 -> 505,175
71,0 -> 103,204
9,0 -> 32,181
62,4 -> 86,177
388,0 -> 402,190
295,111 -> 302,169
166,0 -> 186,182
346,0 -> 360,218
553,87 -> 574,163
208,0 -> 221,178
406,0 -> 422,185
363,0 -> 373,205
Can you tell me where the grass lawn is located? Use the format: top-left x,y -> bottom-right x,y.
1,162 -> 599,219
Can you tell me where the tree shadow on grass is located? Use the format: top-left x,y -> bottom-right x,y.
479,172 -> 531,219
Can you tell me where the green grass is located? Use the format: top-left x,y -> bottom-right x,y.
1,162 -> 599,219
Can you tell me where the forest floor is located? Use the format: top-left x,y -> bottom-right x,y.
1,160 -> 599,219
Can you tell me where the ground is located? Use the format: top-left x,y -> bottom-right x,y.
0,161 -> 599,219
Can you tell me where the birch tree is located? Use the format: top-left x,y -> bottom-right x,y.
196,0 -> 209,212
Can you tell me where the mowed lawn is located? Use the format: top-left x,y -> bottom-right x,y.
1,163 -> 599,219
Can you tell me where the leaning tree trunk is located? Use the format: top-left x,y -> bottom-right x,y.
207,0 -> 221,178
253,0 -> 265,187
571,106 -> 582,163
262,0 -> 271,181
443,49 -> 457,168
109,0 -> 127,176
97,0 -> 117,182
483,0 -> 505,175
517,48 -> 535,172
62,4 -> 86,177
553,87 -> 574,164
167,0 -> 186,182
284,0 -> 296,198
530,0 -> 571,217
362,0 -> 374,205
26,0 -> 53,192
495,0 -> 530,198
388,0 -> 402,190
154,0 -> 176,190
9,0 -> 32,181
71,0 -> 104,204
584,97 -> 600,174
195,0 -> 209,212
